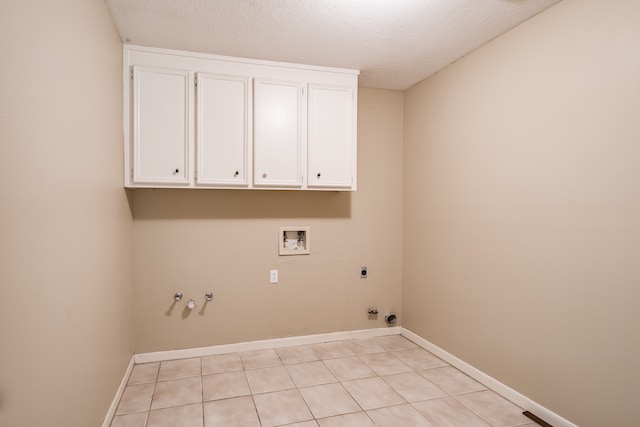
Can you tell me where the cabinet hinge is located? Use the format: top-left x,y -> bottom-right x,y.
130,69 -> 133,80
194,76 -> 197,87
194,170 -> 197,180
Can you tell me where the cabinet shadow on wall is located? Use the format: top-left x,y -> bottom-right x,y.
129,188 -> 352,220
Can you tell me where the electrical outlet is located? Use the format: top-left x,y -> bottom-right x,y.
360,266 -> 367,279
270,269 -> 279,284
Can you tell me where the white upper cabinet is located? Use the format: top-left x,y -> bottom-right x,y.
124,45 -> 358,190
196,73 -> 250,187
307,84 -> 356,189
132,66 -> 191,186
253,79 -> 303,188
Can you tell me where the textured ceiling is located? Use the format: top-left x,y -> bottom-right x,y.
105,0 -> 562,90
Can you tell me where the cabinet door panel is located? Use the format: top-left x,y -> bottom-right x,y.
307,84 -> 355,189
133,66 -> 190,185
253,79 -> 303,187
197,73 -> 250,186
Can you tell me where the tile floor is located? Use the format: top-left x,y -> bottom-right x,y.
111,335 -> 538,427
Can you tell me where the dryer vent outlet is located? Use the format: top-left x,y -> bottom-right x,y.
385,313 -> 397,326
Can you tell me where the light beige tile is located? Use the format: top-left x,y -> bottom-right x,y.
147,403 -> 203,427
245,365 -> 295,394
240,348 -> 282,369
342,377 -> 406,410
455,390 -> 531,427
367,404 -> 435,427
323,356 -> 376,381
382,371 -> 447,402
285,421 -> 320,427
413,397 -> 491,427
317,412 -> 376,427
116,383 -> 154,415
286,360 -> 337,387
128,362 -> 159,384
157,358 -> 201,381
299,383 -> 361,418
277,345 -> 320,364
393,349 -> 448,370
201,353 -> 242,375
419,367 -> 486,395
202,370 -> 250,401
204,396 -> 261,427
359,352 -> 413,376
374,335 -> 419,351
110,411 -> 148,427
151,376 -> 202,410
310,341 -> 356,359
253,389 -> 314,427
113,340 -> 531,427
350,338 -> 388,355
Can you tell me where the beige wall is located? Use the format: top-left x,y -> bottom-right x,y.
0,1 -> 133,426
3,0 -> 637,425
132,88 -> 404,353
403,0 -> 640,426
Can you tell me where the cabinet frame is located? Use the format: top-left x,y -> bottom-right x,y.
124,45 -> 358,191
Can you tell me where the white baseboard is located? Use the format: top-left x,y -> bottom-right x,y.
135,327 -> 402,364
101,355 -> 135,427
401,328 -> 578,427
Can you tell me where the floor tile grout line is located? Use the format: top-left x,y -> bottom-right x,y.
288,343 -> 327,424
450,390 -> 529,427
248,392 -> 263,427
144,364 -> 160,427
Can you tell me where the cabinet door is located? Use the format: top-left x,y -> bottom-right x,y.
132,66 -> 191,185
307,84 -> 355,189
253,79 -> 303,188
196,73 -> 250,187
